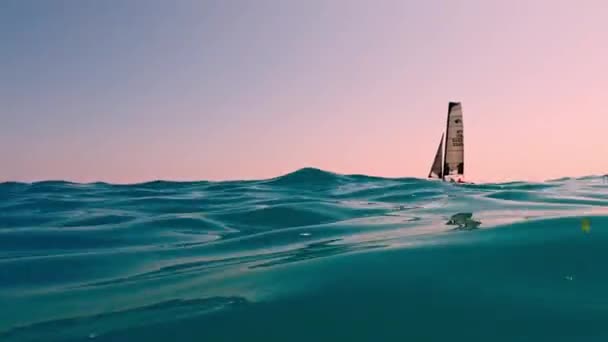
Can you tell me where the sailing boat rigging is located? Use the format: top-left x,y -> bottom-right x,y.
428,102 -> 465,183
428,133 -> 444,179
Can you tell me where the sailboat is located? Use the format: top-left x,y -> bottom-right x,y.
428,102 -> 466,183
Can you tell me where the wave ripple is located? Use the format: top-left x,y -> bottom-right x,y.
2,169 -> 608,341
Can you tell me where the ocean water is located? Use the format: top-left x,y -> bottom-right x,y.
2,168 -> 608,341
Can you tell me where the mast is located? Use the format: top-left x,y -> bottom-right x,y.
442,103 -> 451,181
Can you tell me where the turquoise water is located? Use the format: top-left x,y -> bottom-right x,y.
2,168 -> 608,341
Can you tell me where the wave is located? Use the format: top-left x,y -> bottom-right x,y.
1,168 -> 608,340
264,167 -> 344,187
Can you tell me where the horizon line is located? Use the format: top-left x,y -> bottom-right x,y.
1,167 -> 603,186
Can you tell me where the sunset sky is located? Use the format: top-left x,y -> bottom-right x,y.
2,0 -> 607,183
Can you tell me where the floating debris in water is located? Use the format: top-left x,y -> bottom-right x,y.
581,218 -> 591,233
446,213 -> 481,230
299,232 -> 312,237
446,213 -> 472,224
564,275 -> 574,281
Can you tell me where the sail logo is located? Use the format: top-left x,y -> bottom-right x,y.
452,130 -> 463,146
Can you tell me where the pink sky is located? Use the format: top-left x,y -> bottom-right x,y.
1,0 -> 607,183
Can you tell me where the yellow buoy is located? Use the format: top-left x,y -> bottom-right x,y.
581,218 -> 591,233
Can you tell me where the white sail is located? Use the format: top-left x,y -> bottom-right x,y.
428,133 -> 444,179
443,102 -> 464,180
